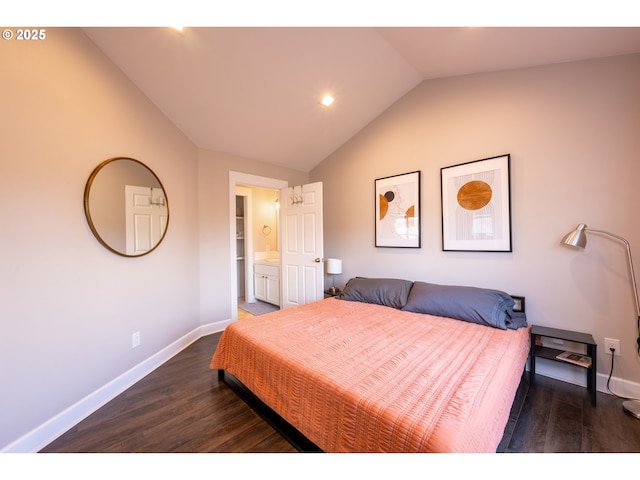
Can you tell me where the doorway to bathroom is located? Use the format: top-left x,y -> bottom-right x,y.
229,172 -> 288,321
229,171 -> 325,320
235,184 -> 281,317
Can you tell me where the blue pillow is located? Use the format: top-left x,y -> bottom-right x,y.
338,277 -> 414,309
401,281 -> 526,330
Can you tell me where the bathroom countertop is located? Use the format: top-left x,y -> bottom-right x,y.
254,258 -> 280,266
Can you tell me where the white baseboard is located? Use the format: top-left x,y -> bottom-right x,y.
1,319 -> 232,453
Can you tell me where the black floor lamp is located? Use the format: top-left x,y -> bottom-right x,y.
561,223 -> 640,419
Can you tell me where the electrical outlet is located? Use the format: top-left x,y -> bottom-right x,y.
605,337 -> 620,356
132,331 -> 141,348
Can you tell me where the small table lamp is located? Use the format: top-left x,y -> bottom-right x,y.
326,258 -> 343,294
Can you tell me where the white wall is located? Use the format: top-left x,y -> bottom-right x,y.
311,53 -> 640,391
0,28 -> 200,450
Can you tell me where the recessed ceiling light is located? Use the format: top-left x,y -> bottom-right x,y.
320,94 -> 335,107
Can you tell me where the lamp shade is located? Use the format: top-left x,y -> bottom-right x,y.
326,258 -> 342,275
561,223 -> 588,249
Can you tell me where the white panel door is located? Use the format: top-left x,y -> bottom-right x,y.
280,182 -> 324,309
125,185 -> 168,255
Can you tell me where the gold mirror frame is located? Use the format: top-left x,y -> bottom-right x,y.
84,157 -> 170,257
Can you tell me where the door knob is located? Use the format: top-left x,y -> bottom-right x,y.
314,257 -> 322,263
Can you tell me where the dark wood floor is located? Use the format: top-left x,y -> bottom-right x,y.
41,332 -> 640,453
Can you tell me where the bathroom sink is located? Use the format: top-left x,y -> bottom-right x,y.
255,258 -> 280,264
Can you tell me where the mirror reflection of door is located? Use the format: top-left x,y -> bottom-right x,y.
125,185 -> 168,255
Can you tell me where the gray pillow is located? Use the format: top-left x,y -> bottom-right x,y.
338,277 -> 414,309
401,281 -> 525,330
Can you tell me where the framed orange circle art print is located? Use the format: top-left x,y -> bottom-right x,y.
440,154 -> 512,252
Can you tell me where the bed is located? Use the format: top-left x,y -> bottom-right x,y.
211,278 -> 530,453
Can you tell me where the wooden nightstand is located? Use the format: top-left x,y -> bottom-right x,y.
529,325 -> 597,406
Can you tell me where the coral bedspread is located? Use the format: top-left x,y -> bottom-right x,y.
210,297 -> 530,453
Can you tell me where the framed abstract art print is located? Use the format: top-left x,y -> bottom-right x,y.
441,154 -> 512,252
375,171 -> 421,248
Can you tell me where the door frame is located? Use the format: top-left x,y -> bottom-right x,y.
229,171 -> 288,320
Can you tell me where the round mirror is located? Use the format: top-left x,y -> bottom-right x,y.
84,157 -> 169,257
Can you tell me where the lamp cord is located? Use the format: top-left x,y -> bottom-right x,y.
636,315 -> 640,357
606,346 -> 640,401
606,349 -> 627,399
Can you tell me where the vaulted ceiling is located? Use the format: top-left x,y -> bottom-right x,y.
83,27 -> 640,172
